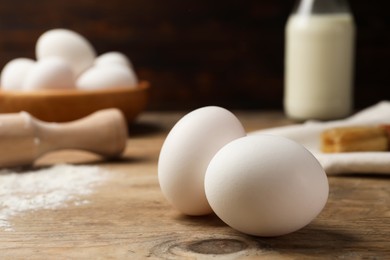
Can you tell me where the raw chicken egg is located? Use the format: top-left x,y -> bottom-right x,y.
95,52 -> 133,68
23,57 -> 75,90
1,58 -> 35,90
158,106 -> 246,216
204,134 -> 329,237
76,65 -> 137,90
36,28 -> 96,77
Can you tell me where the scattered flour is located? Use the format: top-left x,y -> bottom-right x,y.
0,164 -> 107,231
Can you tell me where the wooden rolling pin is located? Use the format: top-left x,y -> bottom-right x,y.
0,108 -> 128,168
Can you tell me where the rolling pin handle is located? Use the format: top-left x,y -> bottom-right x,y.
0,108 -> 128,168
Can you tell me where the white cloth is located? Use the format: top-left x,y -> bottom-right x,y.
250,101 -> 390,175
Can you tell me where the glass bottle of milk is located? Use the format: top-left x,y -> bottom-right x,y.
284,0 -> 355,120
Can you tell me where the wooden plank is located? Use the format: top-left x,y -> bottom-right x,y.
0,1 -> 389,110
0,111 -> 389,259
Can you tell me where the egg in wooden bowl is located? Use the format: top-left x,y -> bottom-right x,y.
0,28 -> 150,123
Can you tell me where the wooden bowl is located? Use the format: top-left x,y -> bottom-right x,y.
0,81 -> 150,123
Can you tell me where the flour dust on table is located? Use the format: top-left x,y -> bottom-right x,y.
0,164 -> 108,231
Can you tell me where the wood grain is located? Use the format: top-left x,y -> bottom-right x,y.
1,111 -> 389,259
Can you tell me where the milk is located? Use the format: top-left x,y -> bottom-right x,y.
284,13 -> 355,120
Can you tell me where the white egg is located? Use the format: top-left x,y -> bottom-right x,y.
23,57 -> 75,90
95,52 -> 133,68
76,65 -> 137,90
205,135 -> 329,237
36,28 -> 96,77
1,58 -> 35,90
158,106 -> 246,216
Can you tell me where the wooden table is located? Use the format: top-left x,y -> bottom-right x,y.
1,111 -> 389,259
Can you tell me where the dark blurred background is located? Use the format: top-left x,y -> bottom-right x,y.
0,0 -> 389,111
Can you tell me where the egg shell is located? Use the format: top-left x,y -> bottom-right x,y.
76,65 -> 138,90
205,134 -> 329,237
95,52 -> 133,68
158,106 -> 246,216
23,57 -> 76,90
1,58 -> 35,90
36,28 -> 96,77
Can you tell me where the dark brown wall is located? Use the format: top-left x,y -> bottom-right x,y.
0,1 -> 389,111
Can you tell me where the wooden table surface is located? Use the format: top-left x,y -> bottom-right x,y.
1,111 -> 389,259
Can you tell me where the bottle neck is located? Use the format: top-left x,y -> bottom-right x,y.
293,0 -> 351,15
